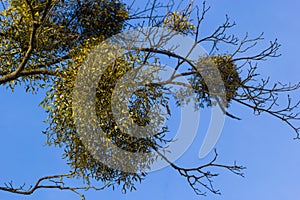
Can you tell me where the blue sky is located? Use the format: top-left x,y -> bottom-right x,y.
1,0 -> 300,200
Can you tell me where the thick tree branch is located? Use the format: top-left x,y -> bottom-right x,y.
0,21 -> 39,84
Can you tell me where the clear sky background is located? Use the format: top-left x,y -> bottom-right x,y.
1,0 -> 300,200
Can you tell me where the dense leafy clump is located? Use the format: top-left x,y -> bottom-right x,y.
189,55 -> 241,108
163,11 -> 195,34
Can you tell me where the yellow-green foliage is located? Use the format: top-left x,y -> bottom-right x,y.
41,53 -> 169,190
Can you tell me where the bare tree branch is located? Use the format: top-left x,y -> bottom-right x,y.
0,172 -> 108,200
155,148 -> 245,195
